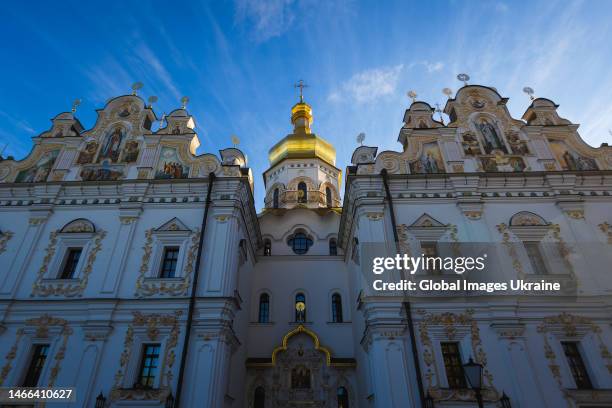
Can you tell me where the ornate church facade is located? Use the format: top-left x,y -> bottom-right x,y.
0,83 -> 611,408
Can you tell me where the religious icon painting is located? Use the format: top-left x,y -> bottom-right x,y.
509,157 -> 526,172
122,140 -> 140,163
548,140 -> 598,171
480,157 -> 499,172
76,141 -> 98,164
80,162 -> 124,181
98,127 -> 125,163
475,118 -> 508,154
15,149 -> 60,183
155,146 -> 190,179
409,142 -> 445,174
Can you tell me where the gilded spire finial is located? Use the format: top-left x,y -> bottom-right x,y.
294,80 -> 308,103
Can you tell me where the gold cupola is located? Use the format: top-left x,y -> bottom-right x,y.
268,99 -> 336,167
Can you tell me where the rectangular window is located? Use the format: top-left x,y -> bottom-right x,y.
421,241 -> 440,274
159,247 -> 179,278
524,241 -> 548,274
441,342 -> 466,389
137,344 -> 161,388
59,248 -> 82,279
22,344 -> 49,387
562,342 -> 593,389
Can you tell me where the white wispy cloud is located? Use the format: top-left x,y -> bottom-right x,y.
234,0 -> 296,42
328,64 -> 404,104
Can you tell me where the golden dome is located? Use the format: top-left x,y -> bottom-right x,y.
268,101 -> 336,167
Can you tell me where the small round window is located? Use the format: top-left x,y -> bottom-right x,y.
288,232 -> 313,255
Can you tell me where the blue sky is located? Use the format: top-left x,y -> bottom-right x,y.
1,0 -> 612,208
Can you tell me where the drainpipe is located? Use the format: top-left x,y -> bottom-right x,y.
380,169 -> 426,407
174,172 -> 216,408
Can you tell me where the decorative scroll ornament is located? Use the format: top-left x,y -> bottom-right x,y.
537,313 -> 612,382
135,228 -> 200,297
599,222 -> 612,244
417,309 -> 499,403
31,229 -> 106,297
111,311 -> 182,401
0,230 -> 14,254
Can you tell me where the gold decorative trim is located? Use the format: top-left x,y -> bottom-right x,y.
31,230 -> 106,297
538,313 -> 612,383
366,212 -> 384,221
0,329 -> 23,386
497,223 -> 525,277
417,309 -> 497,399
214,215 -> 231,223
111,311 -> 181,400
463,211 -> 482,220
135,229 -> 200,297
0,231 -> 13,255
564,210 -> 584,220
598,222 -> 612,244
0,315 -> 72,387
271,324 -> 332,366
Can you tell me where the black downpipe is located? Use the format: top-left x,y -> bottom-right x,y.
380,169 -> 426,407
174,172 -> 216,408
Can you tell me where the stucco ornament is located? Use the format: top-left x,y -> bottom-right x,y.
0,315 -> 72,387
31,229 -> 106,297
110,311 -> 182,402
417,309 -> 499,403
135,228 -> 201,297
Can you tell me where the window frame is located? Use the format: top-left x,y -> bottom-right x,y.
288,232 -> 313,255
331,293 -> 343,323
258,293 -> 271,323
297,182 -> 308,203
58,247 -> 83,279
329,238 -> 338,256
295,292 -> 306,322
21,343 -> 50,387
159,246 -> 180,278
135,343 -> 161,389
47,234 -> 93,281
440,341 -> 467,389
561,341 -> 593,390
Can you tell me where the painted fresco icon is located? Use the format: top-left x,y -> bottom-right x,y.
476,118 -> 507,154
77,141 -> 98,164
98,127 -> 124,163
155,147 -> 189,179
122,140 -> 140,163
15,150 -> 59,183
409,142 -> 445,174
80,160 -> 124,181
549,140 -> 598,171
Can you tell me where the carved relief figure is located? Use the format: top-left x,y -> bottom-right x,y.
155,147 -> 189,179
16,150 -> 60,183
76,141 -> 98,164
549,140 -> 599,171
477,118 -> 507,154
98,127 -> 124,163
291,365 -> 311,389
122,140 -> 140,163
410,142 -> 445,174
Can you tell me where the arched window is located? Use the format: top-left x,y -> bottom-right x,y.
298,182 -> 308,203
273,188 -> 279,208
254,386 -> 265,408
288,232 -> 312,255
258,293 -> 270,323
264,239 -> 272,256
337,387 -> 349,408
329,238 -> 337,256
332,293 -> 343,322
295,292 -> 306,322
326,187 -> 332,207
